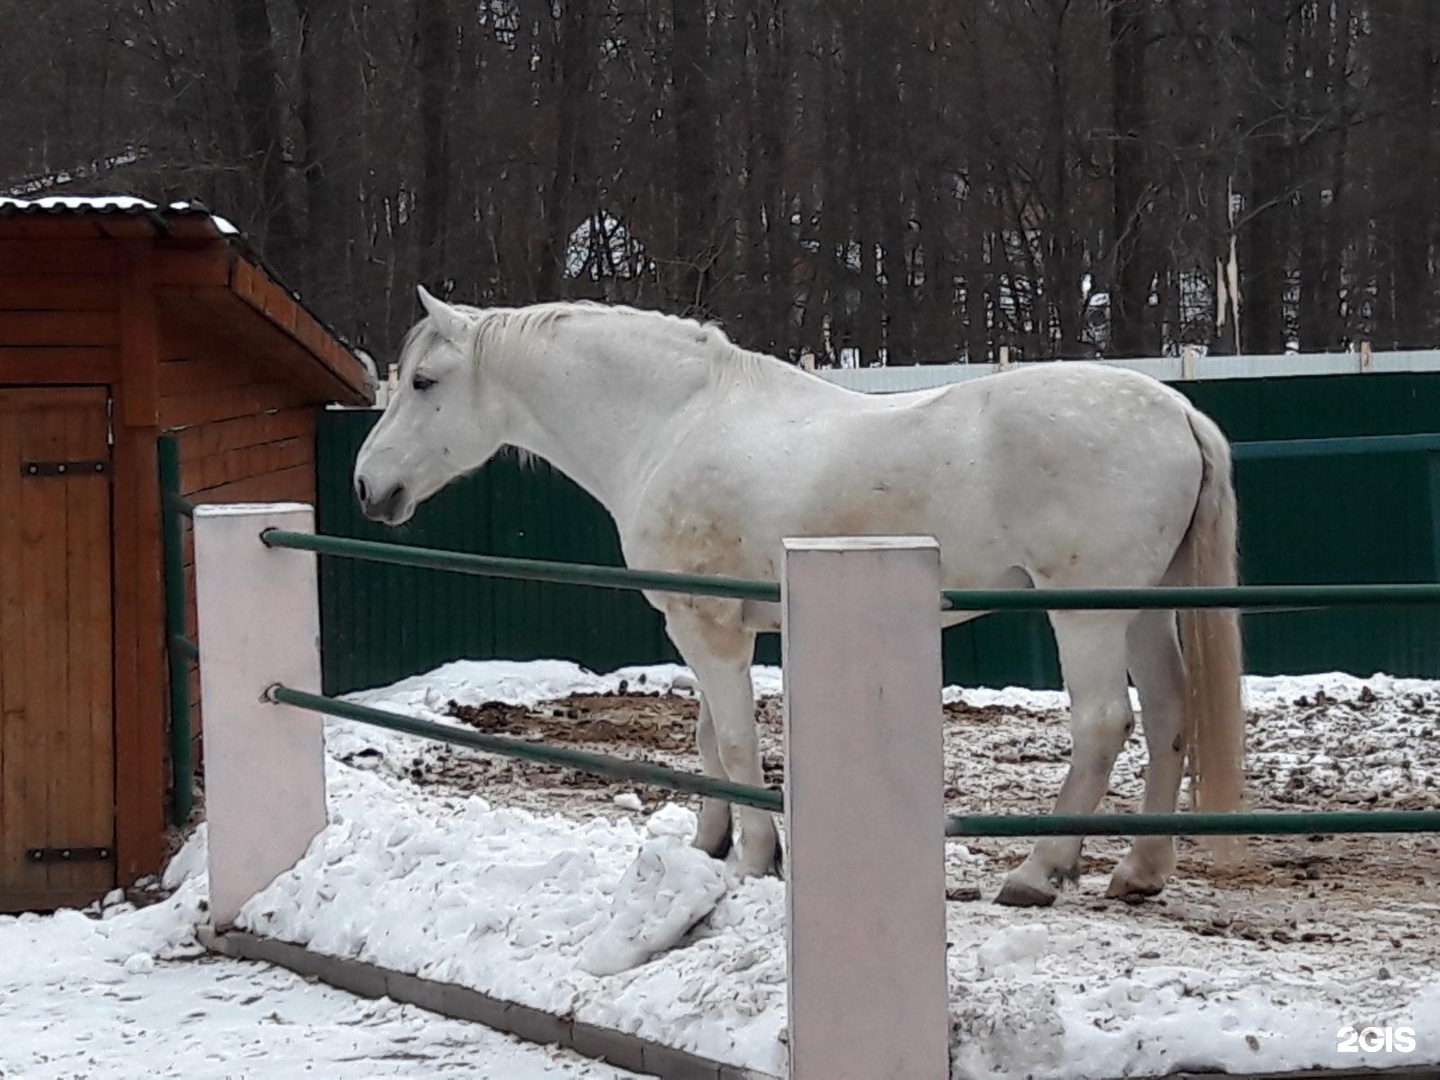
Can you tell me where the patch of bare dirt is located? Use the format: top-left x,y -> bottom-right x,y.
448,693 -> 698,751
350,678 -> 1440,958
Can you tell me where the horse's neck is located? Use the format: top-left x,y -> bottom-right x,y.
494,317 -> 717,516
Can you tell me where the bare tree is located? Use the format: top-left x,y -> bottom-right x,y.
230,0 -> 298,264
1110,0 -> 1156,357
7,0 -> 1436,364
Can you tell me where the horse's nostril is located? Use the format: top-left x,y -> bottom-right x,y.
358,481 -> 409,523
384,483 -> 407,517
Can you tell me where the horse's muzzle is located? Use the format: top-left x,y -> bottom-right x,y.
356,477 -> 409,524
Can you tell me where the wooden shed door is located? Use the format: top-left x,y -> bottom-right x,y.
0,388 -> 115,911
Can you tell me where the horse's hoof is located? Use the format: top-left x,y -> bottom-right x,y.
1100,852 -> 1169,904
728,859 -> 774,879
692,801 -> 734,860
1105,873 -> 1166,901
994,880 -> 1057,908
693,828 -> 733,860
1051,862 -> 1081,888
725,845 -> 779,880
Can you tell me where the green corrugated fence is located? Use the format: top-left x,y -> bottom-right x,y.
315,369 -> 1440,695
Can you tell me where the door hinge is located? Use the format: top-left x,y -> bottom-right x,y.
27,846 -> 112,864
20,460 -> 109,478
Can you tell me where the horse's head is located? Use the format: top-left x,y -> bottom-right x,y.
353,286 -> 509,525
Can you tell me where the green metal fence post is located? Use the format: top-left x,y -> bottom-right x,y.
1428,450 -> 1440,581
159,435 -> 197,825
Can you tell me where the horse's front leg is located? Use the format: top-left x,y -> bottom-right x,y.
692,693 -> 733,859
664,606 -> 776,877
998,612 -> 1134,907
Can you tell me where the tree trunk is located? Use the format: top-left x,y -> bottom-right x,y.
959,15 -> 995,363
1238,2 -> 1291,355
415,0 -> 454,280
672,0 -> 718,317
1296,0 -> 1351,351
230,0 -> 296,269
536,0 -> 596,300
1387,0 -> 1437,348
1047,63 -> 1079,355
296,0 -> 352,315
1110,0 -> 1153,358
753,0 -> 789,353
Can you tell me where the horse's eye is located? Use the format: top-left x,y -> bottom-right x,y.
412,373 -> 437,392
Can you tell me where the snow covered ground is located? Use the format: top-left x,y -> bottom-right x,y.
8,660 -> 1440,1079
0,830 -> 640,1079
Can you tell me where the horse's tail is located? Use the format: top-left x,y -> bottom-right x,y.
1174,407 -> 1246,865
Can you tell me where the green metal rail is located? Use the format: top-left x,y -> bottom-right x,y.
272,679 -> 1440,840
945,809 -> 1440,837
257,527 -> 1440,840
159,436 -> 197,826
268,684 -> 784,813
940,582 -> 1440,611
1231,431 -> 1440,461
261,527 -> 1440,612
261,529 -> 780,602
269,684 -> 1440,839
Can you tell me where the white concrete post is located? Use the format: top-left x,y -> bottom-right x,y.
193,503 -> 327,930
781,537 -> 948,1080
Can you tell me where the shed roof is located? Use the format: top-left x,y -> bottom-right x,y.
0,196 -> 375,406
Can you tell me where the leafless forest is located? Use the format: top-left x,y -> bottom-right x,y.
3,1 -> 1436,366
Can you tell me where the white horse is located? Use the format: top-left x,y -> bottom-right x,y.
354,288 -> 1245,907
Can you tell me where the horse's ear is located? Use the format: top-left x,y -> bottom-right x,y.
417,285 -> 475,345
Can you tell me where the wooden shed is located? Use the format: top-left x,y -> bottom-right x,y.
0,196 -> 373,912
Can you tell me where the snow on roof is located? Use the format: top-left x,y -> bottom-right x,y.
0,193 -> 372,403
0,194 -> 240,235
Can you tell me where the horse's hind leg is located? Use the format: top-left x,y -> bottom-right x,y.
997,611 -> 1134,907
1108,609 -> 1185,898
693,694 -> 733,859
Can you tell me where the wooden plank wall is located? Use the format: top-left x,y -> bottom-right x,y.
0,269 -> 122,385
113,246 -> 166,882
159,354 -> 318,775
3,232 -> 343,894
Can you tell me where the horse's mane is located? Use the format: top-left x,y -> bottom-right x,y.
479,300 -> 779,393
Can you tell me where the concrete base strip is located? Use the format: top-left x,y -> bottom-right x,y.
1163,1071 -> 1440,1080
199,928 -> 778,1080
197,930 -> 1440,1080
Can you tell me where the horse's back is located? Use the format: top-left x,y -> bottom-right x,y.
625,362 -> 1211,591
894,364 -> 1206,584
